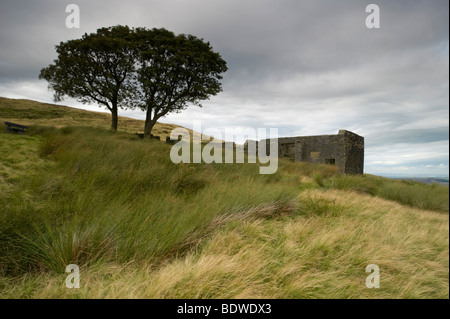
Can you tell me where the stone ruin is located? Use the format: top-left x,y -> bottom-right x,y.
246,130 -> 364,174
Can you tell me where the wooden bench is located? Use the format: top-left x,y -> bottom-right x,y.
4,122 -> 27,134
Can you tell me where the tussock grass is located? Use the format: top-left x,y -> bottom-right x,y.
2,190 -> 447,299
377,180 -> 449,212
0,99 -> 448,298
326,174 -> 449,212
0,127 -> 297,277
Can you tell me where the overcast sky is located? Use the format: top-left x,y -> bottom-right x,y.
0,0 -> 448,177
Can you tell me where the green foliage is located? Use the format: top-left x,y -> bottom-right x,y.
39,26 -> 228,133
39,25 -> 137,130
130,27 -> 228,135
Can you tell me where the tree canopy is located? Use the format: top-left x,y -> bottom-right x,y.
39,25 -> 136,131
39,25 -> 228,133
130,28 -> 228,136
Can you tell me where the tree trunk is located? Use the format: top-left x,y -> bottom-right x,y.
144,109 -> 157,137
111,104 -> 118,131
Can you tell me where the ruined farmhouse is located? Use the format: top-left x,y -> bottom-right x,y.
254,130 -> 364,174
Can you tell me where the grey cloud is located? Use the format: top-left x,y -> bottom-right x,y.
369,127 -> 449,145
0,0 -> 448,176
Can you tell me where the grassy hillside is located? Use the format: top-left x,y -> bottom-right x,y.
0,98 -> 448,298
0,96 -> 184,139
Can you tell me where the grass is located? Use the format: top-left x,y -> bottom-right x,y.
0,127 -> 298,275
325,174 -> 449,212
1,189 -> 448,299
0,96 -> 185,139
0,97 -> 448,298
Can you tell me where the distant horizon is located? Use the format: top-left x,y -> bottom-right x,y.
2,95 -> 449,179
1,0 -> 448,178
373,173 -> 449,179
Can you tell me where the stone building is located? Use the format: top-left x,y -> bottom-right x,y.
255,130 -> 364,174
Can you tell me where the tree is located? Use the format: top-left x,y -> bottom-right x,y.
130,28 -> 228,137
39,25 -> 136,131
40,26 -> 227,134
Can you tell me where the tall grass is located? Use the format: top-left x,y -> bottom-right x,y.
325,174 -> 449,212
1,189 -> 447,299
377,180 -> 449,212
0,126 -> 448,298
0,127 -> 298,275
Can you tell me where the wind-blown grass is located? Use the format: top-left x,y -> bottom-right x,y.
1,190 -> 448,299
0,127 -> 298,276
325,174 -> 449,212
0,122 -> 448,298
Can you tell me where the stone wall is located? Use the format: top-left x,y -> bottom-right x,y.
255,130 -> 364,174
340,130 -> 364,174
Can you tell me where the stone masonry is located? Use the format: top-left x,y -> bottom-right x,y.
254,130 -> 364,174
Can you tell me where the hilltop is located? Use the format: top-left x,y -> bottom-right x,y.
0,97 -> 448,298
0,96 -> 185,139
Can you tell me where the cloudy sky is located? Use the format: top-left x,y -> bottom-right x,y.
0,0 -> 448,177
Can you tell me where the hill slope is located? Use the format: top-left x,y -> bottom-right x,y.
0,98 -> 448,298
0,96 -> 183,138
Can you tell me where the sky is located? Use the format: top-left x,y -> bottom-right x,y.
0,0 -> 448,177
